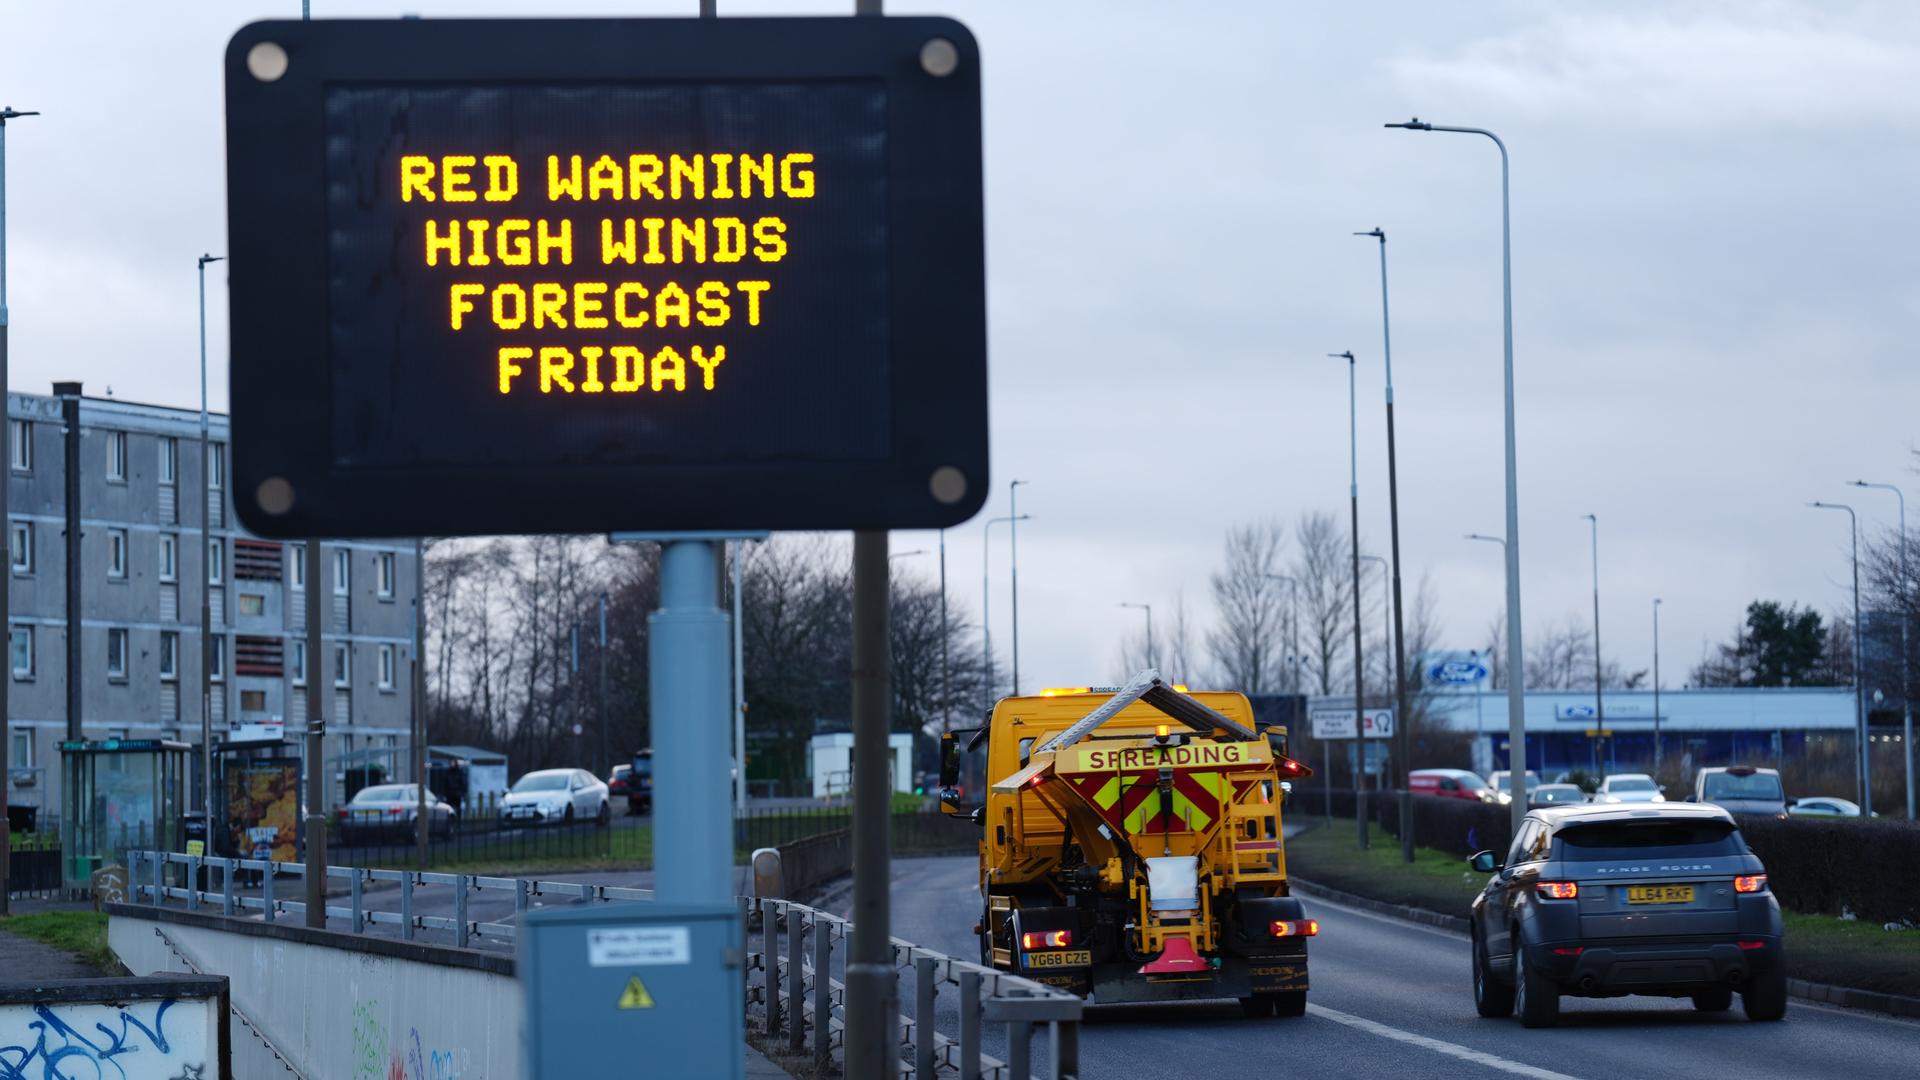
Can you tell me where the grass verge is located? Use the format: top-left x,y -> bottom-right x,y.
1285,822 -> 1920,1000
0,911 -> 118,974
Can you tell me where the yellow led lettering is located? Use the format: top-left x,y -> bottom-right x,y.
441,155 -> 478,202
695,282 -> 731,326
613,283 -> 649,328
579,346 -> 607,393
709,153 -> 735,198
400,156 -> 436,202
497,219 -> 532,266
779,153 -> 815,198
448,284 -> 484,330
482,155 -> 519,202
651,346 -> 687,392
671,218 -> 707,264
539,347 -> 576,393
610,346 -> 644,392
498,346 -> 531,393
670,154 -> 705,200
654,282 -> 691,328
739,154 -> 774,198
751,217 -> 787,262
492,284 -> 528,330
628,155 -> 665,200
588,155 -> 624,200
465,220 -> 493,267
641,219 -> 667,265
425,221 -> 462,266
547,155 -> 585,201
532,283 -> 568,329
735,280 -> 771,325
712,218 -> 747,263
602,219 -> 640,265
574,282 -> 609,329
537,219 -> 573,265
692,345 -> 725,389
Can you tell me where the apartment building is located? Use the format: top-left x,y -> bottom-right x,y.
6,385 -> 419,816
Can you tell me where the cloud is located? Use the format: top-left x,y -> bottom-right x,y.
1385,4 -> 1920,130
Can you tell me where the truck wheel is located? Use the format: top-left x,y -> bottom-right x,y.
1473,932 -> 1515,1018
1742,966 -> 1787,1022
1514,950 -> 1559,1028
1238,996 -> 1272,1018
1270,991 -> 1307,1018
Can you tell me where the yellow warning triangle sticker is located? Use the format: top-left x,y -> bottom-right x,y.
617,976 -> 655,1010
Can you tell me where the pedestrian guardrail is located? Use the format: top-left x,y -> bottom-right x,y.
123,850 -> 1081,1079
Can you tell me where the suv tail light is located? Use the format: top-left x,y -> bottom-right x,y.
1270,919 -> 1319,938
1733,874 -> 1768,894
1020,929 -> 1072,951
1535,881 -> 1579,900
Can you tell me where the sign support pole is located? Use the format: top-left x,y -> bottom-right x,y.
650,539 -> 733,903
845,529 -> 895,1078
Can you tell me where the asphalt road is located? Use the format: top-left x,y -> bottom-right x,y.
870,855 -> 1919,1080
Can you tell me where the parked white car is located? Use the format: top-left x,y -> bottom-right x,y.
1591,773 -> 1665,804
498,768 -> 611,827
1787,796 -> 1866,818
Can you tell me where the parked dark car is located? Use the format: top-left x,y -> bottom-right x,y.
1527,783 -> 1587,808
627,750 -> 654,815
1467,803 -> 1784,1027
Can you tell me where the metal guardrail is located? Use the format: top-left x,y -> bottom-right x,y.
124,850 -> 1081,1079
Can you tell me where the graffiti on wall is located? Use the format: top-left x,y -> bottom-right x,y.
0,997 -> 211,1080
352,1001 -> 470,1080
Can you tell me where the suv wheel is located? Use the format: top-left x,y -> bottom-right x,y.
1691,987 -> 1733,1012
1514,949 -> 1559,1028
1473,931 -> 1515,1018
1742,966 -> 1787,1022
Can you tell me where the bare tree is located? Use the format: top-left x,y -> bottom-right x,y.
1524,614 -> 1646,690
1114,592 -> 1202,685
1206,522 -> 1290,692
1291,511 -> 1353,695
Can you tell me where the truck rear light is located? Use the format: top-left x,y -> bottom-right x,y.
1733,874 -> 1768,894
1021,929 -> 1072,950
1535,882 -> 1578,900
1270,919 -> 1319,938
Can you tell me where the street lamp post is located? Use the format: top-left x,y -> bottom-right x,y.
982,515 -> 1029,701
1356,226 -> 1416,863
1331,349 -> 1367,848
0,104 -> 41,913
1852,480 -> 1912,819
197,253 -> 224,867
1584,514 -> 1605,770
1467,531 -> 1527,836
1653,598 -> 1663,781
1010,480 -> 1029,696
1120,603 -> 1154,670
1392,117 -> 1528,843
939,529 -> 949,739
1811,501 -> 1870,815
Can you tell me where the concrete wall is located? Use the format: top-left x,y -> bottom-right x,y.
109,905 -> 520,1079
0,974 -> 227,1078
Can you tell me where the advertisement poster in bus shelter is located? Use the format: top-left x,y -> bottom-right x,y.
226,759 -> 301,862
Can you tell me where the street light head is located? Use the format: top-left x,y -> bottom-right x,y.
1385,117 -> 1431,131
1353,228 -> 1385,240
0,107 -> 42,122
198,254 -> 225,267
1328,350 -> 1355,361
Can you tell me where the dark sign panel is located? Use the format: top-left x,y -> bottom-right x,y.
224,18 -> 985,538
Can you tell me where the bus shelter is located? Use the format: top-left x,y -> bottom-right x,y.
59,739 -> 189,891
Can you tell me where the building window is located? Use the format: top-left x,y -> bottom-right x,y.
291,639 -> 306,686
378,644 -> 396,690
159,534 -> 178,582
208,538 -> 224,585
9,521 -> 30,575
210,636 -> 225,682
333,549 -> 350,596
105,430 -> 128,482
9,626 -> 32,680
290,544 -> 305,591
9,730 -> 28,768
240,689 -> 267,712
108,528 -> 128,579
209,444 -> 225,490
377,552 -> 396,598
160,631 -> 178,681
239,594 -> 265,617
107,628 -> 129,680
8,420 -> 29,473
159,436 -> 177,485
333,642 -> 351,688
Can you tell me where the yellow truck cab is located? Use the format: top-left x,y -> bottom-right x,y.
940,672 -> 1317,1017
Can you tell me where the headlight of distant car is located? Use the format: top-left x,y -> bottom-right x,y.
1651,794 -> 1665,803
1496,791 -> 1512,804
1596,794 -> 1620,803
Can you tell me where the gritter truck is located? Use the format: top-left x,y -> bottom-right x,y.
940,671 -> 1318,1017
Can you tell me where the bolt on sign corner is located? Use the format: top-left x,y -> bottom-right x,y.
223,17 -> 986,539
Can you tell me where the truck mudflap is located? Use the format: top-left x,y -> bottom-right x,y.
1088,954 -> 1307,1005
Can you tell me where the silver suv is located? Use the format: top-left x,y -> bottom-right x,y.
1690,766 -> 1787,817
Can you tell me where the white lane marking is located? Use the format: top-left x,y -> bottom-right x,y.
1297,891 -> 1470,941
1306,1004 -> 1586,1080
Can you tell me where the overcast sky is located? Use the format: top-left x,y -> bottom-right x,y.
4,1 -> 1916,694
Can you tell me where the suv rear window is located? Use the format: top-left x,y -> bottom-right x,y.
1554,820 -> 1742,859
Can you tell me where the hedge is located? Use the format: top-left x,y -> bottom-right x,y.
1376,793 -> 1513,860
1732,814 -> 1920,927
